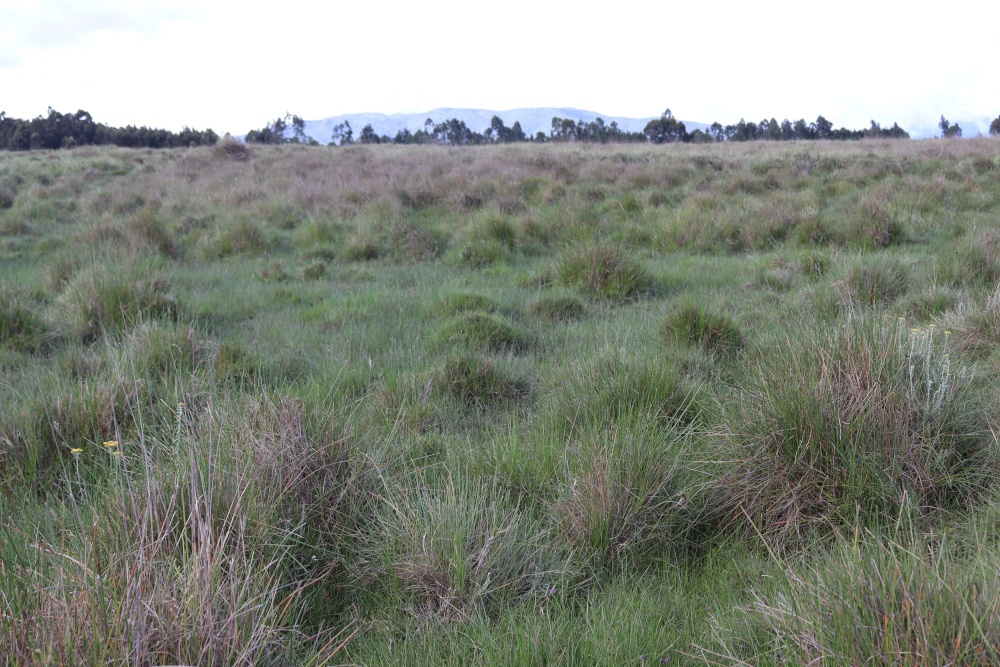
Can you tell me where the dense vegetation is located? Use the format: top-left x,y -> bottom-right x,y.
0,108 -> 219,151
2,137 -> 1000,665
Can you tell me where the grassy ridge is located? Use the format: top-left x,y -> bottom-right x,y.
2,138 -> 1000,664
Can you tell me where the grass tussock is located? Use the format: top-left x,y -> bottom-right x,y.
552,355 -> 695,434
836,254 -> 910,307
435,354 -> 530,408
557,244 -> 655,301
530,293 -> 587,322
353,471 -> 567,621
436,311 -> 530,352
748,534 -> 1000,665
550,421 -> 699,571
718,315 -> 990,545
52,259 -> 178,342
661,303 -> 744,358
0,282 -> 48,353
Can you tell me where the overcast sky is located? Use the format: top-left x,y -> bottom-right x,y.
2,0 -> 998,136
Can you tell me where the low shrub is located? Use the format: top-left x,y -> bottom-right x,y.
558,244 -> 655,301
435,354 -> 530,407
436,312 -> 529,352
718,315 -> 990,545
661,304 -> 744,358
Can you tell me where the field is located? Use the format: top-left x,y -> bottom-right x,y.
2,137 -> 1000,665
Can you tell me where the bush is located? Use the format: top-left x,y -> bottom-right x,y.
661,304 -> 743,358
530,294 -> 587,322
436,312 -> 529,352
435,354 -> 530,408
718,315 -> 990,544
558,244 -> 655,301
837,255 -> 909,307
53,260 -> 179,342
0,282 -> 48,353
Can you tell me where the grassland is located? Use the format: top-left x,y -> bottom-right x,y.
1,137 -> 1000,665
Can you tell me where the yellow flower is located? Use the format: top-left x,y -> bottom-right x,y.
70,448 -> 83,453
112,451 -> 122,456
103,440 -> 118,447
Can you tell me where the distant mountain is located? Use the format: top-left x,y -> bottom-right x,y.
302,108 -> 710,143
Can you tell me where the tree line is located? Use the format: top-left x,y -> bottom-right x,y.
0,108 -> 219,151
308,109 -> 921,146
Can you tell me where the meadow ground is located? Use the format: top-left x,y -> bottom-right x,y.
2,137 -> 1000,665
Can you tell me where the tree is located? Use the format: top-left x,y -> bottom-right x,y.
359,123 -> 380,144
643,108 -> 687,144
991,115 -> 1000,137
939,115 -> 962,138
330,121 -> 353,145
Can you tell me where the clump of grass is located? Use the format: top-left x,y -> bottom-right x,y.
435,354 -> 530,407
0,282 -> 48,353
2,393 -> 349,665
557,244 -> 655,301
457,237 -> 508,268
552,354 -> 696,434
530,294 -> 587,322
388,220 -> 444,262
746,533 -> 1000,665
550,420 -> 698,571
903,284 -> 960,321
53,259 -> 179,342
836,255 -> 910,307
661,303 -> 744,358
937,231 -> 1000,287
0,180 -> 15,209
354,470 -> 566,621
301,260 -> 327,280
201,218 -> 268,257
852,186 -> 903,248
949,286 -> 1000,357
437,292 -> 501,316
718,315 -> 989,545
342,226 -> 380,261
436,311 -> 529,352
258,259 -> 290,282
